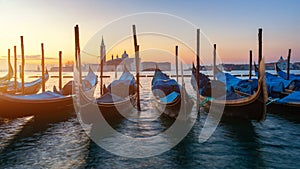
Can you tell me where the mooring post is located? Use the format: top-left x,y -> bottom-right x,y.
20,36 -> 25,94
258,28 -> 262,67
213,44 -> 216,80
135,45 -> 141,111
196,29 -> 200,113
59,51 -> 62,90
249,50 -> 252,79
14,46 -> 17,90
258,28 -> 262,78
74,25 -> 82,85
100,37 -> 105,95
132,24 -> 141,111
41,43 -> 45,92
8,49 -> 10,74
19,65 -> 22,79
175,45 -> 179,82
287,49 -> 291,80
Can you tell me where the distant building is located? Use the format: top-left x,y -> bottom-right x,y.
277,56 -> 293,70
105,51 -> 136,71
100,36 -> 106,63
99,38 -> 136,71
293,62 -> 300,70
50,66 -> 73,72
142,62 -> 171,71
84,38 -> 175,72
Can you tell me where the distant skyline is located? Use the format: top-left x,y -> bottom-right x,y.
0,0 -> 299,68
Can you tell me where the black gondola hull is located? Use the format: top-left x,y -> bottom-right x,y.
0,97 -> 74,119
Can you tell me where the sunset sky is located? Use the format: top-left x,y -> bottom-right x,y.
0,0 -> 299,69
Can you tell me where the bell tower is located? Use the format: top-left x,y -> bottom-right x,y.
100,36 -> 106,63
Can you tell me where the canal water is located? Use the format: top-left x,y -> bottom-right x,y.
0,70 -> 300,168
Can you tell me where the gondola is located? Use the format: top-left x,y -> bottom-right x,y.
275,63 -> 300,88
7,70 -> 49,95
96,67 -> 137,122
0,67 -> 97,119
0,62 -> 13,83
254,64 -> 299,96
267,91 -> 300,113
151,68 -> 194,119
78,66 -> 137,124
0,63 -> 14,92
214,65 -> 258,95
191,60 -> 268,121
0,69 -> 49,95
253,63 -> 300,113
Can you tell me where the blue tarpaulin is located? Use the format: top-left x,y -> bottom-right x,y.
106,70 -> 136,97
265,72 -> 293,89
255,71 -> 298,94
277,69 -> 300,81
277,91 -> 300,104
216,70 -> 258,95
192,69 -> 245,100
159,91 -> 179,103
152,69 -> 180,98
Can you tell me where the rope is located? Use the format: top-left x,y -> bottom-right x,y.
266,97 -> 280,106
198,97 -> 214,107
190,96 -> 214,107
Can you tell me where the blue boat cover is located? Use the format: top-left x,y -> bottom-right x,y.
276,69 -> 300,91
264,72 -> 293,89
277,69 -> 300,81
192,69 -> 245,100
152,69 -> 180,98
216,70 -> 258,95
191,72 -> 210,94
266,81 -> 284,93
105,70 -> 136,98
216,71 -> 239,89
159,91 -> 179,103
254,70 -> 299,95
277,91 -> 300,104
235,79 -> 258,95
96,93 -> 125,103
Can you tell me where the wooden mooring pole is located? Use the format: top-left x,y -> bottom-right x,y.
59,51 -> 62,90
100,59 -> 104,95
7,48 -> 11,82
258,28 -> 262,66
287,49 -> 291,80
249,50 -> 252,79
8,49 -> 10,73
175,45 -> 179,82
74,25 -> 83,85
14,46 -> 17,90
196,29 -> 200,112
258,28 -> 262,79
20,36 -> 25,94
100,37 -> 105,95
41,43 -> 45,92
213,44 -> 216,80
132,24 -> 141,111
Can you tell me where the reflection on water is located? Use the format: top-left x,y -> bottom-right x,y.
0,71 -> 300,168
